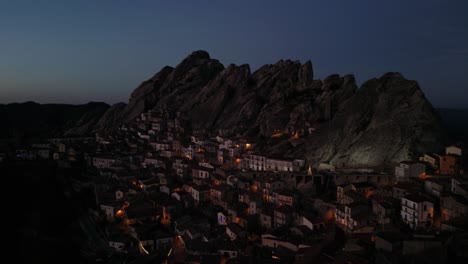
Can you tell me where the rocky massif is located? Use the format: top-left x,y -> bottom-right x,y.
287,72 -> 442,169
1,50 -> 445,169
94,50 -> 443,169
105,51 -> 363,136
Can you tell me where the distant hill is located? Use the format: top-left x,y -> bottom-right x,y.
0,101 -> 109,146
436,108 -> 468,143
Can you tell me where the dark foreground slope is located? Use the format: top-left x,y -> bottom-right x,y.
5,160 -> 107,263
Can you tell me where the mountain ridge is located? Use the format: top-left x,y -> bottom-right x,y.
1,50 -> 453,169
91,50 -> 446,169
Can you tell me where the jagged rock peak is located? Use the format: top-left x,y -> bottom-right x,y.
171,50 -> 224,78
322,74 -> 355,91
363,71 -> 420,94
149,66 -> 174,80
224,63 -> 251,74
274,59 -> 300,66
379,71 -> 405,80
186,50 -> 211,60
299,60 -> 313,80
343,74 -> 355,82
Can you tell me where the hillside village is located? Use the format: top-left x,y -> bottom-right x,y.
5,107 -> 468,264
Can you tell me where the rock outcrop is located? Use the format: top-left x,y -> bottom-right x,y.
287,72 -> 443,169
115,50 -> 225,124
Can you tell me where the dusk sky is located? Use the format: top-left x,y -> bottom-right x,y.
1,0 -> 467,108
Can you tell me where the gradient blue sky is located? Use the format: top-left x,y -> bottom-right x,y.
1,0 -> 467,108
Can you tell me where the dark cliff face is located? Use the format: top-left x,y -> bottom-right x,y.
181,63 -> 257,130
95,50 -> 442,169
116,50 -> 225,124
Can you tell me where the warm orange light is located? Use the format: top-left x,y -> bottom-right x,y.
235,217 -> 241,224
246,143 -> 251,149
271,132 -> 283,138
185,154 -> 192,160
132,181 -> 137,185
116,210 -> 124,217
324,209 -> 335,222
250,185 -> 258,192
235,158 -> 241,163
